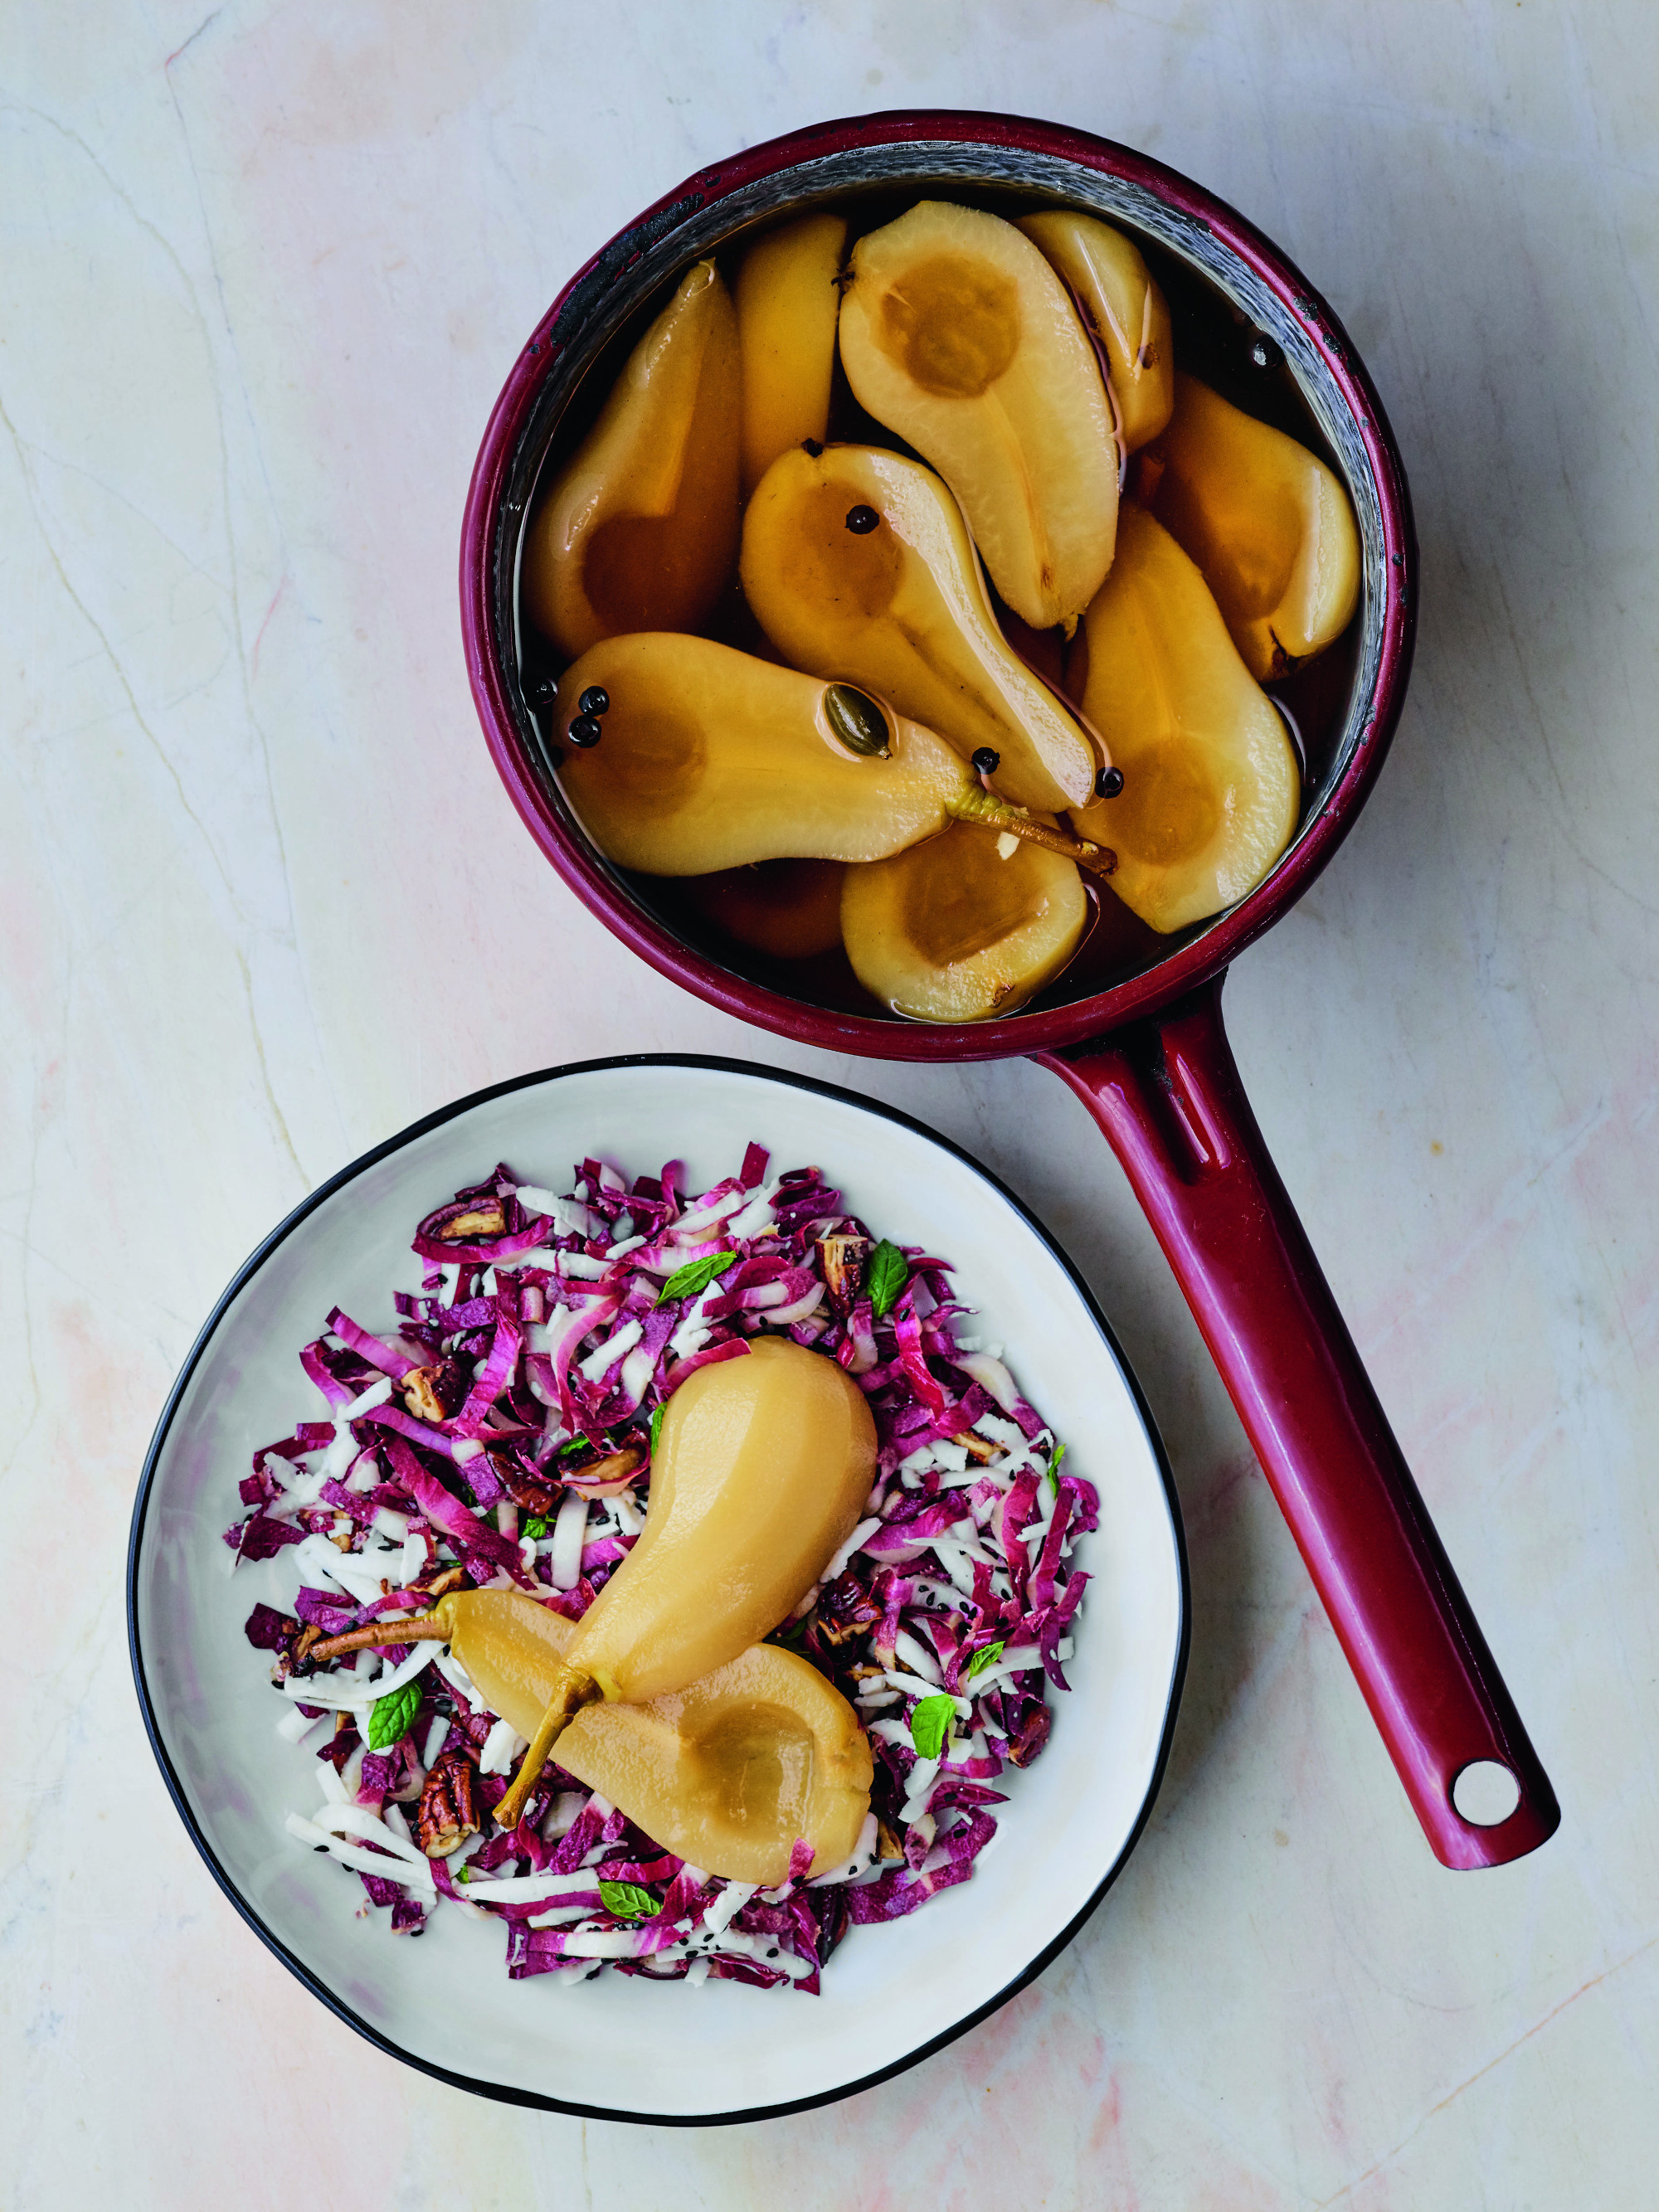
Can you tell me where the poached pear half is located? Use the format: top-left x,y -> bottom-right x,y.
1150,373 -> 1360,680
552,633 -> 1117,880
1017,210 -> 1174,453
451,1590 -> 873,1886
1068,504 -> 1299,933
838,200 -> 1118,631
523,260 -> 741,659
841,820 -> 1087,1023
734,212 -> 849,498
741,441 -> 1098,813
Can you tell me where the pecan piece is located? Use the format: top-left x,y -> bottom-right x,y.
818,1233 -> 870,1310
401,1358 -> 465,1422
561,1441 -> 645,1495
416,1748 -> 482,1858
875,1816 -> 906,1864
500,1466 -> 562,1519
440,1203 -> 507,1242
410,1563 -> 470,1602
952,1430 -> 1002,1465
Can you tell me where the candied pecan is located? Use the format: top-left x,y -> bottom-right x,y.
416,1748 -> 482,1857
401,1359 -> 465,1422
440,1203 -> 507,1242
818,1233 -> 870,1310
292,1622 -> 323,1665
875,1816 -> 906,1864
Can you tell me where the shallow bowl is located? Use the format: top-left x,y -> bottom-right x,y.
130,1057 -> 1187,2122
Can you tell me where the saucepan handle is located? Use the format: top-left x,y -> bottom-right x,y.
1034,972 -> 1559,1868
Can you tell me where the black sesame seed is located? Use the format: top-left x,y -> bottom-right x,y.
567,714 -> 603,748
1248,334 -> 1282,372
844,504 -> 880,534
971,746 -> 1000,775
1095,766 -> 1125,799
578,685 -> 610,717
528,675 -> 559,708
766,1946 -> 780,1958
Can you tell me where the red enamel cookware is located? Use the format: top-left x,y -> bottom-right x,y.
460,111 -> 1558,1869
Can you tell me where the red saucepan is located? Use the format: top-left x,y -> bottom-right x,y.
460,111 -> 1558,1869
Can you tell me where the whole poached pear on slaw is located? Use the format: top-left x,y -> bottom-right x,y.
229,1144 -> 1097,1991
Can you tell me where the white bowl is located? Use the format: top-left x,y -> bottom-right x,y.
129,1057 -> 1187,2122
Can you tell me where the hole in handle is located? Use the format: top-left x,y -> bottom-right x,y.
1452,1761 -> 1521,1826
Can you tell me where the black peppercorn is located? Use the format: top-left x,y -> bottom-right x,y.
971,747 -> 1000,774
1095,766 -> 1125,799
577,685 -> 610,717
567,714 -> 603,748
844,504 -> 879,534
1248,334 -> 1282,372
528,675 -> 559,708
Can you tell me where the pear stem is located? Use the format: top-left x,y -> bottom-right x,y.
308,1613 -> 453,1664
947,788 -> 1116,878
494,1665 -> 604,1830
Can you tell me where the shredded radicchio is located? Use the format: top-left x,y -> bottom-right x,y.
229,1145 -> 1095,1991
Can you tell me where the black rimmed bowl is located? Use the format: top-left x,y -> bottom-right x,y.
129,1057 -> 1186,2122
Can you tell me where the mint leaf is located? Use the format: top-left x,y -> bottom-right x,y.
599,1879 -> 659,1921
1047,1441 -> 1067,1495
559,1433 -> 591,1457
655,1250 -> 738,1306
521,1514 -> 548,1540
367,1680 -> 421,1751
649,1402 -> 664,1459
965,1639 -> 1005,1682
866,1239 -> 908,1319
910,1694 -> 955,1761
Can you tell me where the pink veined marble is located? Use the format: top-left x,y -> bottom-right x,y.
7,2 -> 1655,2206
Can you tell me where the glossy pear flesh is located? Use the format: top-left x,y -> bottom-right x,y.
1017,211 -> 1173,452
523,260 -> 740,658
451,1592 -> 872,1884
1151,373 -> 1360,679
838,200 -> 1117,630
1069,504 -> 1298,933
554,633 -> 970,874
841,822 -> 1087,1023
741,442 -> 1097,811
735,213 -> 849,497
567,1335 -> 876,1704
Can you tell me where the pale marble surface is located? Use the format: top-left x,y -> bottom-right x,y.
3,1 -> 1656,2203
